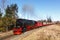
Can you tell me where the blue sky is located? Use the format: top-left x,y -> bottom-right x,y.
0,0 -> 60,21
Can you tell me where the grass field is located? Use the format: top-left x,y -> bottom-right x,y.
21,25 -> 60,40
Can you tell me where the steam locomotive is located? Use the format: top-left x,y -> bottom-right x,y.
13,19 -> 51,35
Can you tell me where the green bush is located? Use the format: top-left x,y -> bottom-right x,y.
0,27 -> 6,32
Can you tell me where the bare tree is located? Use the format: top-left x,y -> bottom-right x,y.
1,0 -> 7,9
47,17 -> 52,22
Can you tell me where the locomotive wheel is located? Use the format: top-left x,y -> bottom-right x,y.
22,27 -> 26,32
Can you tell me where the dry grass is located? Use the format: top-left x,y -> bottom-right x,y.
0,31 -> 13,38
21,25 -> 60,40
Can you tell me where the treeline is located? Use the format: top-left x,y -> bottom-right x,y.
0,4 -> 18,32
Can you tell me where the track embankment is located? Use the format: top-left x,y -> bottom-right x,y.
1,25 -> 60,40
